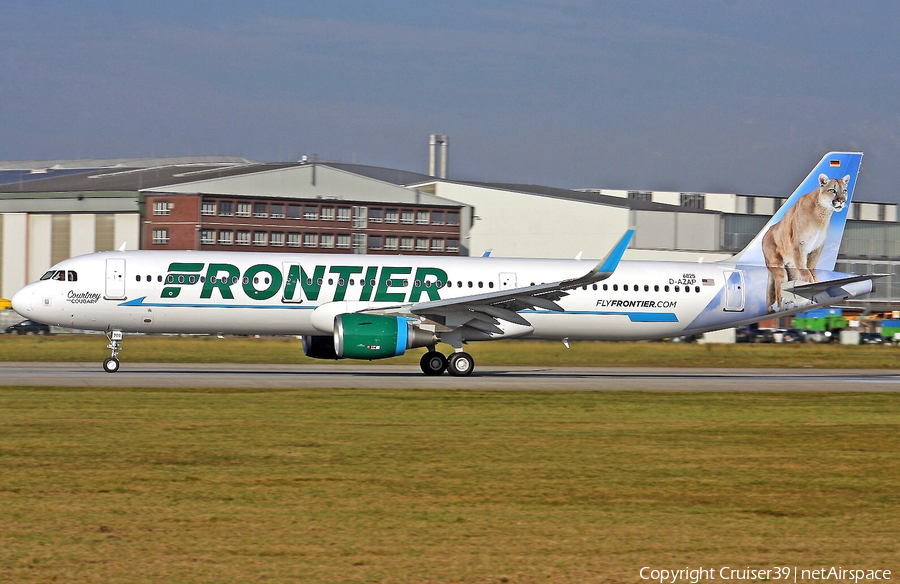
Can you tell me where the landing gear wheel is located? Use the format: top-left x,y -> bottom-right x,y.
103,357 -> 120,373
447,352 -> 474,377
420,351 -> 448,376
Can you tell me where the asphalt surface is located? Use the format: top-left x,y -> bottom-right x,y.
0,362 -> 898,391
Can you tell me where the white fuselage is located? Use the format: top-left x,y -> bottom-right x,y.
11,250 -> 868,342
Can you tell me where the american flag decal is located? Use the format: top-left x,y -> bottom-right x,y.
702,278 -> 715,286
830,160 -> 841,167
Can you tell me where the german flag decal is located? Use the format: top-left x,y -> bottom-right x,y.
830,160 -> 841,167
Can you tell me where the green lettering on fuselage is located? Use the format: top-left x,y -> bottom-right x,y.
283,265 -> 326,301
374,266 -> 411,302
201,264 -> 241,299
329,266 -> 364,302
243,264 -> 283,300
409,267 -> 449,302
359,266 -> 378,301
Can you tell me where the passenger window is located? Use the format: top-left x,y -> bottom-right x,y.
478,282 -> 483,288
665,285 -> 670,292
592,284 -> 597,291
157,275 -> 162,282
602,284 -> 608,291
613,284 -> 618,291
654,285 -> 660,292
468,281 -> 473,288
136,275 -> 141,282
489,282 -> 494,288
644,285 -> 649,292
624,285 -> 629,292
675,285 -> 680,292
694,286 -> 700,293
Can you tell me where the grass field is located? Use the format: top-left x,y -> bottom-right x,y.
1,334 -> 899,368
1,386 -> 899,583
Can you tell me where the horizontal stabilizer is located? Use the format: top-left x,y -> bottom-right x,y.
784,274 -> 889,299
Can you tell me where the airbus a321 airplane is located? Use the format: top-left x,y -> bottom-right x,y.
11,152 -> 882,376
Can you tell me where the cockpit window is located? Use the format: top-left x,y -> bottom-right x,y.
68,271 -> 77,282
52,271 -> 66,281
40,271 -> 55,281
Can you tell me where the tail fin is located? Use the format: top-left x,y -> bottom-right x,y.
731,151 -> 862,270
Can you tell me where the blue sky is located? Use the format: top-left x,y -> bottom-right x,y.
2,1 -> 898,202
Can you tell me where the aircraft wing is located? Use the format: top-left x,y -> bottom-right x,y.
366,229 -> 634,333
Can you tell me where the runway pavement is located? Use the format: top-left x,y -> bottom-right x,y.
0,362 -> 899,390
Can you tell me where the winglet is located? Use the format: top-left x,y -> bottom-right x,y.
594,228 -> 635,279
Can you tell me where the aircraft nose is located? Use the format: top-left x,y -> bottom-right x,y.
11,286 -> 33,315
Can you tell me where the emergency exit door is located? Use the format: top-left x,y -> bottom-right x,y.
105,258 -> 126,299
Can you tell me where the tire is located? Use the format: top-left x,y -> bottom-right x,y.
103,358 -> 120,373
420,351 -> 448,376
447,352 -> 474,377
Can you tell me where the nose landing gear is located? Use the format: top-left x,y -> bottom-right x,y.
103,330 -> 123,373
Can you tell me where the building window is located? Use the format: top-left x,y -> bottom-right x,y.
878,204 -> 886,222
303,233 -> 318,248
401,210 -> 414,224
253,232 -> 268,246
337,207 -> 351,222
336,234 -> 351,249
320,207 -> 334,221
385,236 -> 398,250
368,235 -> 383,250
200,229 -> 215,245
320,234 -> 334,248
270,232 -> 284,246
288,204 -> 301,219
236,203 -> 251,217
744,197 -> 755,214
447,238 -> 459,253
400,237 -> 413,251
352,206 -> 367,228
352,233 -> 366,254
304,205 -> 318,220
627,191 -> 652,202
385,209 -> 398,223
447,211 -> 459,226
680,193 -> 705,209
218,230 -> 233,245
219,201 -> 233,216
153,201 -> 170,216
271,203 -> 285,218
431,238 -> 444,252
416,238 -> 428,251
416,211 -> 429,225
287,233 -> 301,247
431,211 -> 444,225
201,201 -> 216,216
369,208 -> 383,223
152,229 -> 169,244
253,202 -> 268,217
236,231 -> 250,245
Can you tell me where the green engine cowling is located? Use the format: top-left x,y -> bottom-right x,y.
334,314 -> 436,360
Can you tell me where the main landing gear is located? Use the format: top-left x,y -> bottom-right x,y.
103,330 -> 123,373
419,349 -> 474,377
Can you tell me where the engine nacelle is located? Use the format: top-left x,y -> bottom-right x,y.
334,314 -> 436,360
301,335 -> 340,360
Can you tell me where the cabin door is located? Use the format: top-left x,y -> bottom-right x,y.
724,270 -> 745,312
105,258 -> 127,300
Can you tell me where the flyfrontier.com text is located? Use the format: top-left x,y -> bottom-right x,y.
640,566 -> 891,583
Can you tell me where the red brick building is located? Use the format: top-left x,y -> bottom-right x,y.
144,193 -> 463,255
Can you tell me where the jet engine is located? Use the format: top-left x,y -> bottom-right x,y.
334,314 -> 435,359
301,335 -> 340,360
